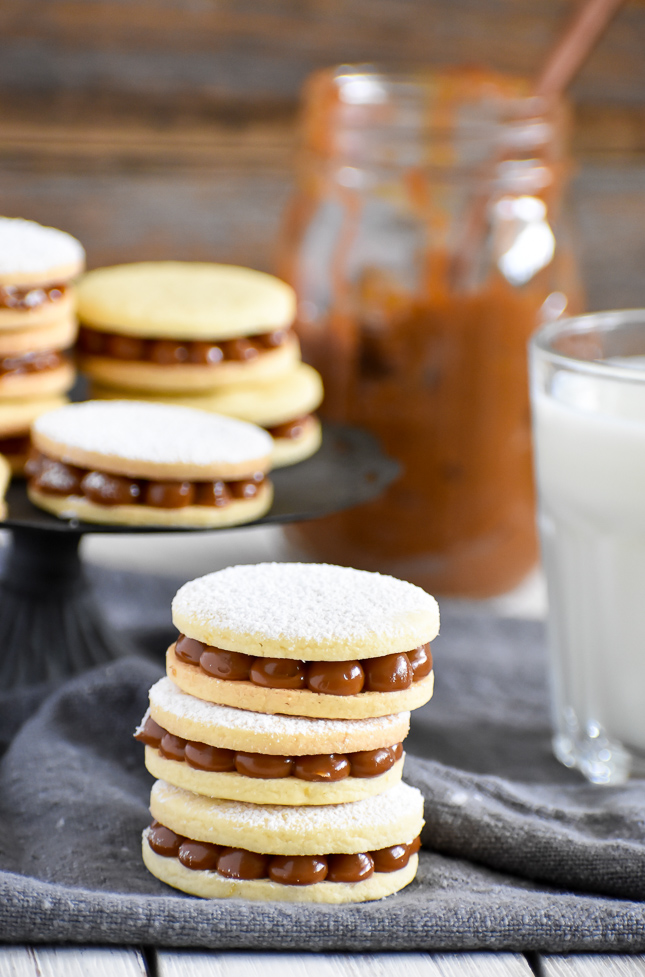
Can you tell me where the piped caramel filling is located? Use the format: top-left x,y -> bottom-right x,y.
0,283 -> 67,312
26,451 -> 266,509
78,326 -> 293,366
175,633 -> 433,695
147,820 -> 421,884
136,714 -> 403,780
0,350 -> 67,379
266,416 -> 311,440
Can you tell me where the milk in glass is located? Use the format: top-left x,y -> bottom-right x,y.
533,363 -> 645,782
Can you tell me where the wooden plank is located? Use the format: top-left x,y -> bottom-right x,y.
0,120 -> 295,171
0,946 -> 148,977
542,955 -> 645,976
2,107 -> 645,167
0,165 -> 293,273
155,950 -> 533,977
0,0 -> 641,116
0,947 -> 34,977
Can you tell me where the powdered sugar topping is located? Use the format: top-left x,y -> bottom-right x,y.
152,778 -> 423,835
33,400 -> 272,466
149,677 -> 408,750
0,217 -> 85,276
173,563 -> 439,648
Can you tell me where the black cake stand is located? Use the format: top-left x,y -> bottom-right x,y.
0,422 -> 399,688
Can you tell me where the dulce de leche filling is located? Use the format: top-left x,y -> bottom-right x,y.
136,714 -> 403,781
0,350 -> 68,379
148,820 -> 421,884
26,451 -> 267,509
174,633 -> 433,696
78,325 -> 293,366
266,416 -> 312,440
0,282 -> 67,312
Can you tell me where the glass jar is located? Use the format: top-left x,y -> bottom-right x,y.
280,65 -> 583,597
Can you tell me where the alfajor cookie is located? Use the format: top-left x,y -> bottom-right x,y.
143,779 -> 423,903
91,362 -> 324,468
26,400 -> 274,528
77,262 -> 299,393
136,677 -> 409,805
0,217 -> 85,330
168,563 -> 438,720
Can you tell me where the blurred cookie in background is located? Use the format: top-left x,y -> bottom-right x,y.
77,262 -> 299,393
26,400 -> 274,528
91,361 -> 324,468
0,217 -> 84,332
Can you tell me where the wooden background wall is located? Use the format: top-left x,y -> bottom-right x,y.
2,0 -> 645,311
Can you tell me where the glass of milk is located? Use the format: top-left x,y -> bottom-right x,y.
530,309 -> 645,784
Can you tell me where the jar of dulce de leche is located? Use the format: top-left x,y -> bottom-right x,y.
279,65 -> 583,598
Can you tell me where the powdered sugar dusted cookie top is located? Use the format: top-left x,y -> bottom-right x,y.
150,779 -> 424,855
172,563 -> 440,661
147,677 -> 410,753
0,217 -> 85,283
32,400 -> 273,479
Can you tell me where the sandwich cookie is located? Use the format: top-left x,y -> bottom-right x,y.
168,563 -> 438,720
91,362 -> 324,468
26,400 -> 274,527
0,217 -> 84,330
143,779 -> 424,903
77,262 -> 300,393
0,395 -> 68,472
136,677 -> 410,805
0,317 -> 77,401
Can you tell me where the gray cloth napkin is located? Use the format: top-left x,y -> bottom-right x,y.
1,566 -> 644,952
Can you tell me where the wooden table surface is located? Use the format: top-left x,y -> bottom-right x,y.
2,947 -> 645,976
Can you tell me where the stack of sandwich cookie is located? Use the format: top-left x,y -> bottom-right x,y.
77,262 -> 323,467
0,217 -> 84,470
137,562 -> 439,903
26,400 -> 273,527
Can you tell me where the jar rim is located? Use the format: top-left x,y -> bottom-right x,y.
299,64 -> 568,168
305,64 -> 565,118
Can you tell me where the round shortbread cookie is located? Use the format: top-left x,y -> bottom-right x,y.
77,262 -> 295,340
0,317 -> 76,355
79,333 -> 300,393
270,416 -> 322,468
142,835 -> 418,903
0,361 -> 75,400
148,677 -> 409,753
31,400 -> 273,480
167,645 -> 433,720
0,218 -> 85,287
0,395 -> 67,438
172,563 -> 440,661
149,779 -> 424,856
28,480 -> 273,528
0,291 -> 76,331
145,747 -> 404,805
91,361 -> 324,428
